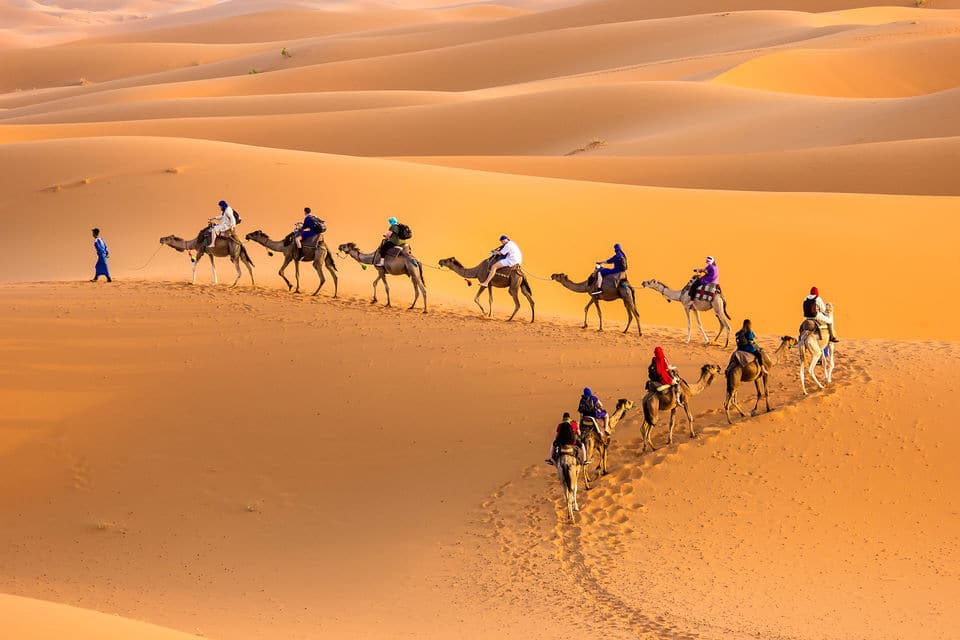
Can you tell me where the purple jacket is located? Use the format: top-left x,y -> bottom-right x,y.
702,263 -> 718,284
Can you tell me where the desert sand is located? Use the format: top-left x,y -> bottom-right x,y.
1,1 -> 958,639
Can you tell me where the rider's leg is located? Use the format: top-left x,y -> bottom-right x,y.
479,259 -> 507,287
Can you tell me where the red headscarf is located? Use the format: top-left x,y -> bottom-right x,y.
654,346 -> 673,385
810,286 -> 819,296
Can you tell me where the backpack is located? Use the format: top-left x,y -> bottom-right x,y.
578,395 -> 597,416
735,329 -> 749,350
306,215 -> 326,233
395,223 -> 412,240
232,209 -> 242,225
556,421 -> 576,446
802,297 -> 817,318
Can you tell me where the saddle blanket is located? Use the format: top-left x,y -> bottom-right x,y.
694,282 -> 718,302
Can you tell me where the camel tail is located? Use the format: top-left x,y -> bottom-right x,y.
418,260 -> 425,284
722,296 -> 731,320
241,245 -> 255,267
521,277 -> 533,296
325,250 -> 338,271
562,464 -> 574,493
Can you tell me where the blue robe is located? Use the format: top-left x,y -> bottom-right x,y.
94,237 -> 111,278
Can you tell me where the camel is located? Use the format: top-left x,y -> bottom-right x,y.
550,273 -> 641,335
641,278 -> 732,347
438,257 -> 534,322
799,302 -> 836,395
160,229 -> 255,286
339,242 -> 427,312
639,364 -> 722,453
579,398 -> 634,488
245,230 -> 338,296
556,444 -> 581,523
724,336 -> 797,423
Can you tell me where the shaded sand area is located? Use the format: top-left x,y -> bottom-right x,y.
1,282 -> 957,639
1,0 -> 959,637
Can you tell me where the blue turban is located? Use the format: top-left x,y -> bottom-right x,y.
218,200 -> 227,209
388,217 -> 398,225
499,235 -> 509,242
583,387 -> 592,396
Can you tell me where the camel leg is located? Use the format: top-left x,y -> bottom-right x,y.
311,258 -> 325,296
684,399 -> 696,438
278,257 -> 294,291
327,259 -> 339,298
684,308 -> 693,343
692,307 -> 710,344
292,256 -> 300,293
382,273 -> 392,307
472,287 -> 487,315
620,298 -> 632,334
506,283 -> 521,322
800,353 -> 808,395
370,269 -> 387,304
667,408 -> 677,445
209,254 -> 218,285
582,300 -> 591,329
522,286 -> 535,323
191,254 -> 200,284
594,298 -> 603,332
420,279 -> 428,314
245,255 -> 255,287
761,375 -> 771,413
488,287 -> 495,317
231,256 -> 242,287
408,272 -> 420,311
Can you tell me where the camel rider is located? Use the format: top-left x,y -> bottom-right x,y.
479,235 -> 522,288
295,207 -> 324,250
209,200 -> 237,248
578,387 -> 610,435
546,412 -> 588,466
691,255 -> 718,299
736,319 -> 768,374
374,216 -> 409,267
803,286 -> 839,343
593,243 -> 627,293
648,346 -> 682,405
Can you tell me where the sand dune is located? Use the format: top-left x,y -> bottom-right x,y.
6,83 -> 960,158
401,135 -> 960,195
3,1 -> 959,639
0,594 -> 203,640
715,34 -> 960,96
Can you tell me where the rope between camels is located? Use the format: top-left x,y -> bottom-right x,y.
127,245 -> 164,271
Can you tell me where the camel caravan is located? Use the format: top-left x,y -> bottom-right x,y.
157,203 -> 842,522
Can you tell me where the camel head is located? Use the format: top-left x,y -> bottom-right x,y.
338,242 -> 358,254
781,335 -> 798,349
615,398 -> 634,412
640,279 -> 670,300
438,257 -> 462,270
159,235 -> 184,251
550,273 -> 567,282
701,363 -> 723,379
245,230 -> 266,241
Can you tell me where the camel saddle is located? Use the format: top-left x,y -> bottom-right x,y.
799,318 -> 825,340
693,282 -> 719,302
556,444 -> 578,458
729,350 -> 770,371
579,416 -> 602,438
600,273 -> 629,290
495,264 -> 523,278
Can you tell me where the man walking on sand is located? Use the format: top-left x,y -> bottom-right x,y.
91,228 -> 112,283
